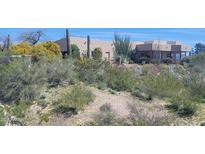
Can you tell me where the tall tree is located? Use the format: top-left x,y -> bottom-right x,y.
21,30 -> 44,45
113,33 -> 132,62
195,43 -> 205,54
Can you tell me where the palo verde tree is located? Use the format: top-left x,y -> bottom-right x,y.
113,33 -> 132,63
21,30 -> 44,45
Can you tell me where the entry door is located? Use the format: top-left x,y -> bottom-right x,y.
105,52 -> 110,61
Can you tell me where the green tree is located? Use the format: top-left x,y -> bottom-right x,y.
93,47 -> 102,60
195,43 -> 205,54
71,44 -> 80,58
113,34 -> 132,63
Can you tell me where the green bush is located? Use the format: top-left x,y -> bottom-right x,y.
53,84 -> 94,116
169,96 -> 197,117
74,57 -> 108,84
183,74 -> 205,102
0,106 -> 6,126
10,100 -> 31,118
106,67 -> 137,91
89,103 -> 125,126
92,48 -> 103,60
71,44 -> 80,59
186,52 -> 205,75
47,58 -> 76,86
161,58 -> 173,64
39,113 -> 50,124
131,89 -> 152,101
139,57 -> 150,64
140,71 -> 186,98
0,59 -> 46,103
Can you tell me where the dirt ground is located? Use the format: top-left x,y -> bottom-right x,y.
41,86 -> 181,126
23,82 -> 205,126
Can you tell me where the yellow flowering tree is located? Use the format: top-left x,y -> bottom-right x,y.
11,42 -> 32,55
11,41 -> 61,60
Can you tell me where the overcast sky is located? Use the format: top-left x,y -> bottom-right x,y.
0,28 -> 205,48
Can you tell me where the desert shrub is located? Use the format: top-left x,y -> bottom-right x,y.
181,57 -> 190,64
140,71 -> 186,98
89,103 -> 125,126
74,57 -> 108,84
99,103 -> 112,112
106,67 -> 137,91
37,100 -> 48,109
0,106 -> 6,126
96,81 -> 107,90
161,58 -> 173,64
141,64 -> 165,75
47,58 -> 76,86
183,74 -> 205,102
169,96 -> 197,117
53,84 -> 94,116
39,113 -> 50,124
10,100 -> 31,118
71,44 -> 80,59
131,89 -> 152,101
127,104 -> 171,126
139,57 -> 150,64
189,52 -> 205,65
108,89 -> 117,95
0,59 -> 47,103
186,52 -> 205,75
92,48 -> 103,60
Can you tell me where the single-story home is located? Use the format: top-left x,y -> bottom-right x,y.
55,37 -> 115,61
134,40 -> 192,62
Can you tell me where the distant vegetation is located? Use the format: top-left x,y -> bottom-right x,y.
0,33 -> 205,125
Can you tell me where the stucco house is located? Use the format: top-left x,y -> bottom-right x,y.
55,37 -> 116,61
134,40 -> 192,62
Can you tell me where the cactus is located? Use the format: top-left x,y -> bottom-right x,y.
87,35 -> 90,58
66,29 -> 71,56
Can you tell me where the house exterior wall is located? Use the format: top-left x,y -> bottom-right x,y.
55,37 -> 116,61
135,40 -> 191,62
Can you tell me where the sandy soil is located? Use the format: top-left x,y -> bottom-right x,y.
44,86 -> 175,126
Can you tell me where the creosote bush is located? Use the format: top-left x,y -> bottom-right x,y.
169,96 -> 197,117
10,100 -> 31,118
140,71 -> 186,98
53,84 -> 94,116
106,67 -> 137,91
